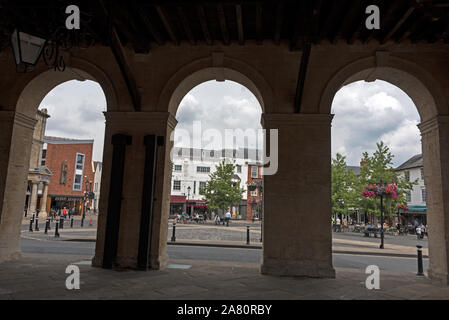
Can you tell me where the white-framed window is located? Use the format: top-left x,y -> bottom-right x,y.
405,192 -> 411,202
199,181 -> 206,190
404,170 -> 410,182
420,168 -> 424,180
236,165 -> 242,173
250,189 -> 258,197
421,189 -> 427,202
174,165 -> 182,171
73,153 -> 85,191
173,180 -> 181,191
197,166 -> 210,173
251,166 -> 258,178
41,149 -> 46,166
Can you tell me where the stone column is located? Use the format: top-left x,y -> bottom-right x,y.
418,115 -> 449,285
38,182 -> 49,219
92,112 -> 176,270
0,111 -> 36,263
28,182 -> 39,218
260,113 -> 335,278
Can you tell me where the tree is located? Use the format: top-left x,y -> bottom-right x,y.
200,159 -> 245,216
331,153 -> 358,218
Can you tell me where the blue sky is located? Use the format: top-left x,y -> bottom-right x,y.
39,79 -> 421,167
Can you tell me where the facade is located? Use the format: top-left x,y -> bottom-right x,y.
43,136 -> 95,215
24,108 -> 52,219
246,163 -> 263,221
395,154 -> 427,225
93,161 -> 102,213
170,147 -> 261,219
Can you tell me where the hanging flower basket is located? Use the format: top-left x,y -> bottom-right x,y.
247,182 -> 257,191
361,182 -> 398,199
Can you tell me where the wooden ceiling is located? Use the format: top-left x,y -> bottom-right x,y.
1,0 -> 449,54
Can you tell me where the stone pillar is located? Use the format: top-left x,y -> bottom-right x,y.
418,115 -> 449,285
28,182 -> 38,218
38,182 -> 49,219
92,112 -> 176,270
260,113 -> 335,278
0,111 -> 36,263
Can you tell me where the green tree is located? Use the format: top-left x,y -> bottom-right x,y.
332,153 -> 358,218
200,159 -> 245,215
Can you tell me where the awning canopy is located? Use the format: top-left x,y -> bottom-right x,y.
170,195 -> 186,203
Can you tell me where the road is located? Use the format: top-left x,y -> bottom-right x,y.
21,238 -> 428,273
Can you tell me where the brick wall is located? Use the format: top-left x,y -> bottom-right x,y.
45,142 -> 94,197
246,165 -> 263,220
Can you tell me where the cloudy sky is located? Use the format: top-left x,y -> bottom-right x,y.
38,79 -> 421,167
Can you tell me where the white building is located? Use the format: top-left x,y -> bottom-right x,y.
170,147 -> 261,219
395,154 -> 427,224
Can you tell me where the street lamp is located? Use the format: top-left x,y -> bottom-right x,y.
11,29 -> 46,72
187,186 -> 191,217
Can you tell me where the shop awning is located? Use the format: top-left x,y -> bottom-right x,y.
187,200 -> 208,207
406,206 -> 427,212
170,195 -> 186,203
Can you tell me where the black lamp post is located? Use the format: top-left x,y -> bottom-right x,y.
187,186 -> 191,217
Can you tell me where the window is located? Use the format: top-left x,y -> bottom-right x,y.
422,189 -> 426,202
73,174 -> 82,191
199,181 -> 206,190
174,165 -> 182,171
173,180 -> 181,191
41,149 -> 46,166
197,166 -> 210,173
76,154 -> 85,170
193,181 -> 196,194
250,189 -> 258,197
420,168 -> 424,180
251,166 -> 258,178
236,165 -> 242,173
405,192 -> 411,202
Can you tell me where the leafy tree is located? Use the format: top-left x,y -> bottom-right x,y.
200,159 -> 245,215
331,153 -> 358,218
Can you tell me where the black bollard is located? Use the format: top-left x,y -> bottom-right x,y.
29,218 -> 33,232
81,217 -> 84,227
34,218 -> 39,231
260,222 -> 262,242
47,219 -> 51,230
70,218 -> 74,228
54,222 -> 60,238
44,220 -> 49,234
171,223 -> 176,242
59,217 -> 64,229
246,226 -> 250,245
417,245 -> 424,276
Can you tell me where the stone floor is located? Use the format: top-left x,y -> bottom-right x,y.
0,253 -> 448,300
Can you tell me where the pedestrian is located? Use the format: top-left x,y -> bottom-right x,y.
225,210 -> 231,227
336,217 -> 341,232
416,225 -> 422,240
62,207 -> 68,219
214,214 -> 220,225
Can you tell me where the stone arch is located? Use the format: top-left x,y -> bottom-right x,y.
319,55 -> 447,122
15,57 -> 118,117
157,56 -> 274,116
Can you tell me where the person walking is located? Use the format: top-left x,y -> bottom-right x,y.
214,214 -> 220,225
336,217 -> 341,232
416,224 -> 422,240
225,210 -> 231,227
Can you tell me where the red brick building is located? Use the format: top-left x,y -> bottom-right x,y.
246,163 -> 263,221
43,136 -> 95,214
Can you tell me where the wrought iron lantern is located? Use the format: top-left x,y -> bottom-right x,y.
11,29 -> 46,72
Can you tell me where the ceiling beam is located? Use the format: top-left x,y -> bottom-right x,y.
273,1 -> 284,45
197,5 -> 212,45
135,6 -> 164,45
97,0 -> 141,112
217,4 -> 230,45
177,5 -> 196,45
155,5 -> 179,45
235,4 -> 244,45
382,7 -> 416,43
294,41 -> 311,113
256,4 -> 263,45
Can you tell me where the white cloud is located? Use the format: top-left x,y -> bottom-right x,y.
331,80 -> 421,167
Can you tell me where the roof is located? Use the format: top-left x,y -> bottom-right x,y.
173,147 -> 261,161
44,136 -> 94,145
396,154 -> 423,171
2,1 -> 449,54
347,166 -> 361,176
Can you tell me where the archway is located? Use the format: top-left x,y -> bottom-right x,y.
323,56 -> 449,284
165,67 -> 266,271
0,61 -> 116,263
